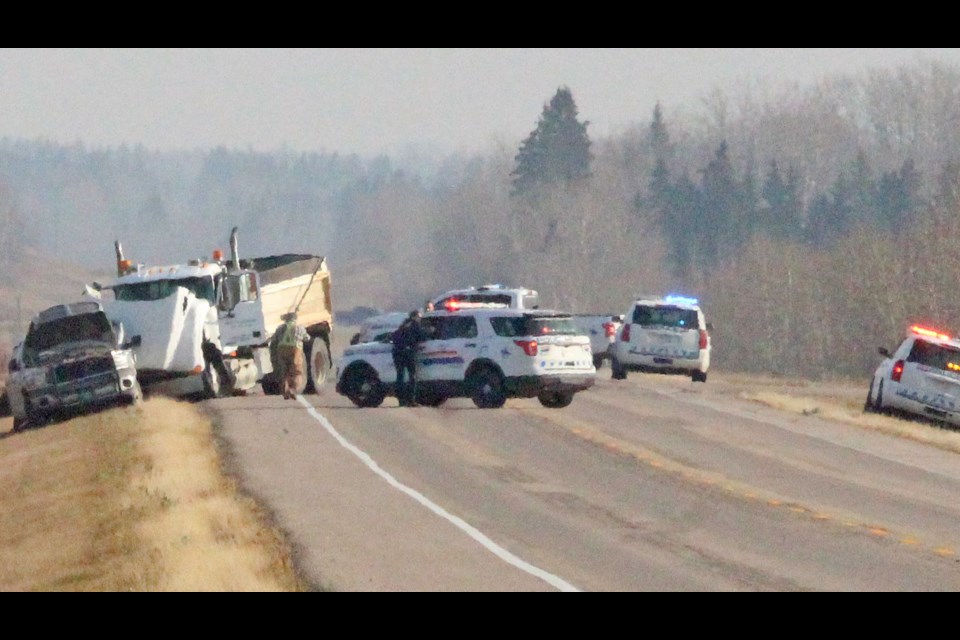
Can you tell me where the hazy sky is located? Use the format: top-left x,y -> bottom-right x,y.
2,48 -> 959,159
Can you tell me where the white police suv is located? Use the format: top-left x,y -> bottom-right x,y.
428,284 -> 540,311
335,305 -> 595,409
610,294 -> 712,383
865,324 -> 960,427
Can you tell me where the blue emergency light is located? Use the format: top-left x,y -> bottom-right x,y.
663,294 -> 699,306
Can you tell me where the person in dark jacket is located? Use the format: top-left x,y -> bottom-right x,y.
392,310 -> 428,407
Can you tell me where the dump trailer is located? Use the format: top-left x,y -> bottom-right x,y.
89,227 -> 334,398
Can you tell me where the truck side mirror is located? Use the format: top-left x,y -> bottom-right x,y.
878,347 -> 891,358
123,335 -> 142,349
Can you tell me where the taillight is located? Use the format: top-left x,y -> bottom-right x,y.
514,339 -> 538,356
891,360 -> 905,382
621,324 -> 631,342
699,329 -> 708,350
603,322 -> 616,338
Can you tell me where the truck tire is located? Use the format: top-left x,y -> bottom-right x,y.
306,336 -> 331,394
201,344 -> 234,399
201,360 -> 223,399
261,372 -> 282,396
128,381 -> 144,407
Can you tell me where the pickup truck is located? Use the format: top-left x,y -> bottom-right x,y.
3,301 -> 142,432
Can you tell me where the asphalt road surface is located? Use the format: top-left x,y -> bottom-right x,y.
213,371 -> 960,591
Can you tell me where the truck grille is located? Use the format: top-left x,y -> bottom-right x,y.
53,357 -> 115,384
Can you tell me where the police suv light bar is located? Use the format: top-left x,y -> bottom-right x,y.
663,294 -> 699,306
909,325 -> 952,341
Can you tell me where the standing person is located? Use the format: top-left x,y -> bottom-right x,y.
392,310 -> 427,407
274,312 -> 309,400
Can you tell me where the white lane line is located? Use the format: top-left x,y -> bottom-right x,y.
296,395 -> 580,592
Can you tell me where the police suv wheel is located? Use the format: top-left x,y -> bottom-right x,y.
470,368 -> 506,409
344,367 -> 385,408
538,390 -> 574,409
864,383 -> 876,413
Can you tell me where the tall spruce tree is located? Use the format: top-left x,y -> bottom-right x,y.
699,140 -> 740,267
760,159 -> 803,240
511,86 -> 592,196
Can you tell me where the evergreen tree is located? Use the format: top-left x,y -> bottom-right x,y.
511,86 -> 592,196
646,103 -> 673,214
660,170 -> 702,276
760,159 -> 803,240
848,150 -> 878,228
805,172 -> 853,247
878,158 -> 921,233
698,140 -> 741,266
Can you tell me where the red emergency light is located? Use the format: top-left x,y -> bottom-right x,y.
909,325 -> 952,341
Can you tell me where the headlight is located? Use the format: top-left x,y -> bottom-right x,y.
111,350 -> 133,369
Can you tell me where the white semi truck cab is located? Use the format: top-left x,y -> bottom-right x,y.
89,227 -> 334,398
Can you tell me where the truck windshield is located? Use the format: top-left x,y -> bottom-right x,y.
113,277 -> 216,305
25,313 -> 114,352
633,305 -> 700,329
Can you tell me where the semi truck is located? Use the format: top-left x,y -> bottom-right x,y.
87,227 -> 334,398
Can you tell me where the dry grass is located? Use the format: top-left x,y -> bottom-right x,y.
729,373 -> 960,455
0,398 -> 309,592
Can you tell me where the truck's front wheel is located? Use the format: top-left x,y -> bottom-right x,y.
201,361 -> 222,399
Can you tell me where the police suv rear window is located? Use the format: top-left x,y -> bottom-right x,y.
632,305 -> 699,329
907,339 -> 960,373
490,316 -> 577,337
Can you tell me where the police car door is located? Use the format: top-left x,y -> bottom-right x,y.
418,315 -> 478,383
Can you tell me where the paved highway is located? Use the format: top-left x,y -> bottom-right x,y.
213,367 -> 960,591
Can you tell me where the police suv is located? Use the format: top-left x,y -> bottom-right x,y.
335,305 -> 595,409
865,324 -> 960,427
610,294 -> 712,382
429,284 -> 540,311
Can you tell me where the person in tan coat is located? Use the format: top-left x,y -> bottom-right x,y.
274,312 -> 309,399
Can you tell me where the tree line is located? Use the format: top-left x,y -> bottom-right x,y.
3,60 -> 960,380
